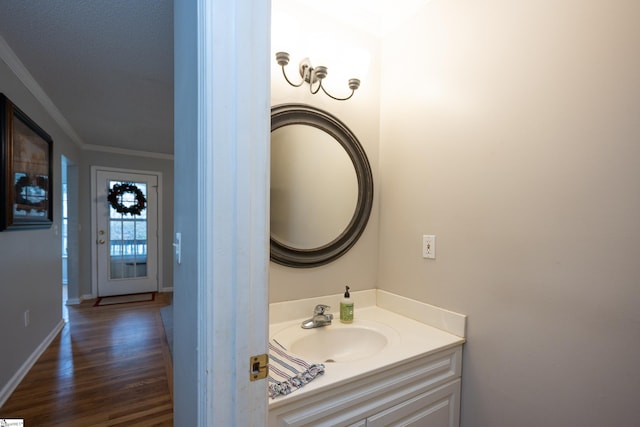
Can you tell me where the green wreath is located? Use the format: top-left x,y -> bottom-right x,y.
108,183 -> 147,216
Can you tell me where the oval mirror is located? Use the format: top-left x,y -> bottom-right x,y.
270,104 -> 373,268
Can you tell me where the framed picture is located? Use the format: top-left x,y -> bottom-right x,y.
0,94 -> 53,231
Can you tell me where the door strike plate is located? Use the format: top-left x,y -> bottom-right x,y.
250,354 -> 269,381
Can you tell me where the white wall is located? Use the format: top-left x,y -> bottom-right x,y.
269,0 -> 382,302
378,0 -> 640,425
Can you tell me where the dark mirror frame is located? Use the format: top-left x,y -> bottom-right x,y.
270,103 -> 373,268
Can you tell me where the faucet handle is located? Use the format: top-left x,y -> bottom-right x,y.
314,304 -> 330,315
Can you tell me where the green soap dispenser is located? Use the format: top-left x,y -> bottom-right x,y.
340,285 -> 354,323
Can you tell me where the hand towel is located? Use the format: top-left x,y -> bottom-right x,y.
268,341 -> 325,399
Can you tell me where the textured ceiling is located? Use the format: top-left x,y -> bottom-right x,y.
0,0 -> 174,155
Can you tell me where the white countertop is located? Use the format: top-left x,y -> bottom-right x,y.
268,304 -> 465,408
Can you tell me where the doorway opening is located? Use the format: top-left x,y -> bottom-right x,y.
61,156 -> 69,321
62,156 -> 80,311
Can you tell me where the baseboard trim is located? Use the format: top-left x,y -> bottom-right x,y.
0,319 -> 65,407
159,287 -> 173,293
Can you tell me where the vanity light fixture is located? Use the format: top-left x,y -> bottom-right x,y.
275,51 -> 361,101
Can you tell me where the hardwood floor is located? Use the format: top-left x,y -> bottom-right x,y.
0,292 -> 173,426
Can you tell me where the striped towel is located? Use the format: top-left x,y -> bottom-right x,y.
268,341 -> 325,399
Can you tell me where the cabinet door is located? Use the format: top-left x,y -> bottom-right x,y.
366,379 -> 460,427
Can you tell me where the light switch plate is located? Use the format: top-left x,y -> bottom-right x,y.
173,232 -> 182,265
422,235 -> 436,259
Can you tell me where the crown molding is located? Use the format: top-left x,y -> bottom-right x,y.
0,35 -> 84,148
0,35 -> 174,160
83,143 -> 174,161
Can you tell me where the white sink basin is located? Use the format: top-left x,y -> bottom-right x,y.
272,320 -> 399,363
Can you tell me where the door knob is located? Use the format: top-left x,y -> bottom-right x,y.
98,239 -> 106,245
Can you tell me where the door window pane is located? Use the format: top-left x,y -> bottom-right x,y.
108,180 -> 148,280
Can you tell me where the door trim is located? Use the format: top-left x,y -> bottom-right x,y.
90,166 -> 163,298
193,0 -> 269,424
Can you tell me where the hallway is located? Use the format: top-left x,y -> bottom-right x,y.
0,293 -> 173,426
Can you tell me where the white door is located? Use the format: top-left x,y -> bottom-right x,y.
95,169 -> 158,297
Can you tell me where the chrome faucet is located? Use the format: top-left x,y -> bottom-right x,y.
301,304 -> 333,329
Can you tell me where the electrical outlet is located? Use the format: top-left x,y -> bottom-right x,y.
24,309 -> 30,327
422,235 -> 436,259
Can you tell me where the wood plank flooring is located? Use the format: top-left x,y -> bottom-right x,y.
0,292 -> 173,426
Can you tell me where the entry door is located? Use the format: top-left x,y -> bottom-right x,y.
95,170 -> 158,297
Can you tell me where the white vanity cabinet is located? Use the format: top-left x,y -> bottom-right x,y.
269,345 -> 463,427
268,291 -> 466,427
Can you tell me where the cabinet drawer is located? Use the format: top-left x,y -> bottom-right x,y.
366,379 -> 461,427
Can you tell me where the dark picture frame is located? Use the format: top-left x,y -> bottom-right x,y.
0,94 -> 53,231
